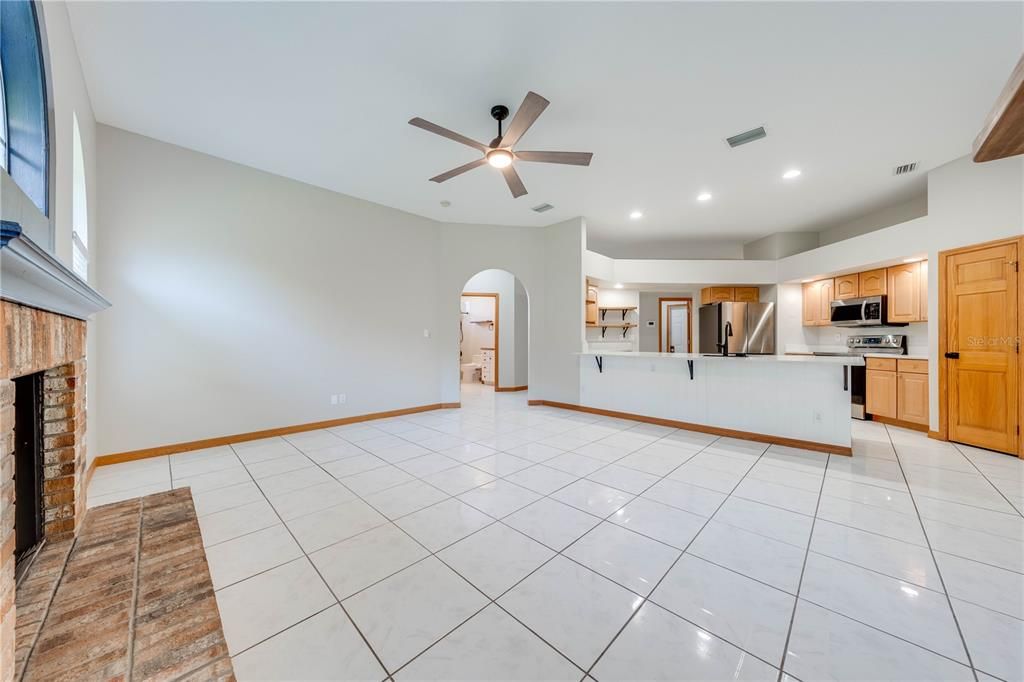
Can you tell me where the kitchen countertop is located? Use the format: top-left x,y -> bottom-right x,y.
862,352 -> 928,360
578,351 -> 865,366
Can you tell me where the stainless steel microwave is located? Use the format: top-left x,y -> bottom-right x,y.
829,295 -> 901,327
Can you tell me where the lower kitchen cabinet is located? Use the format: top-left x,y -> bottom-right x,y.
866,369 -> 898,419
866,358 -> 929,426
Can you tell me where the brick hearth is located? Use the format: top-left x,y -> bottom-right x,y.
1,300 -> 88,682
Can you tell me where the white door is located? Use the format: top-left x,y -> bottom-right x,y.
668,304 -> 688,353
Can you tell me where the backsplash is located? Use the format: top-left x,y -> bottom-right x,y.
810,322 -> 929,355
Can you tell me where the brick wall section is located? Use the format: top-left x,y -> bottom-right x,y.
40,361 -> 87,539
0,301 -> 88,682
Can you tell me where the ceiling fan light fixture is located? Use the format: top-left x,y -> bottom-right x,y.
487,149 -> 514,168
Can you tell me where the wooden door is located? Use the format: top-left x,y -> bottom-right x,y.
919,260 -> 929,322
888,263 -> 921,322
945,242 -> 1019,454
667,304 -> 689,352
898,372 -> 930,425
860,269 -> 887,297
866,369 -> 897,418
835,274 -> 860,300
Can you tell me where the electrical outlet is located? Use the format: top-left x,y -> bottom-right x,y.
338,394 -> 347,405
423,329 -> 431,338
812,410 -> 823,423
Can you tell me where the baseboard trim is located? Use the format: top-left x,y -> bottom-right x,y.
528,399 -> 852,456
871,415 -> 929,433
495,385 -> 528,393
927,429 -> 945,441
96,402 -> 459,467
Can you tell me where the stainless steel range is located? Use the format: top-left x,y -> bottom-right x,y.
814,335 -> 907,419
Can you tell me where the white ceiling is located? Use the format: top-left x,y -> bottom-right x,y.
66,2 -> 1022,257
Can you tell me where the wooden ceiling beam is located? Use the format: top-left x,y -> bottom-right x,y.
974,54 -> 1024,163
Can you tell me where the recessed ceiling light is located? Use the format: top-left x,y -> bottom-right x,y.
629,210 -> 644,220
697,192 -> 712,202
613,283 -> 624,289
902,256 -> 924,263
783,169 -> 802,180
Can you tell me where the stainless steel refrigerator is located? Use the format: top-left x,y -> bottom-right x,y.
698,302 -> 776,355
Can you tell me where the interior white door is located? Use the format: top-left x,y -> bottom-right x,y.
668,304 -> 688,353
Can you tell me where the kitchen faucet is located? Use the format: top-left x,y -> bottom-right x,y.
719,321 -> 733,356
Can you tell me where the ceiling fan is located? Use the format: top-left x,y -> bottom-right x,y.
409,91 -> 593,198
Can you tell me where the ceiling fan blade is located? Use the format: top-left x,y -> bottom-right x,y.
409,117 -> 488,153
430,158 -> 487,183
515,151 -> 593,166
498,91 -> 549,148
501,165 -> 528,198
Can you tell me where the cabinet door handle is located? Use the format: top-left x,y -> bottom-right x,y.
944,352 -> 960,359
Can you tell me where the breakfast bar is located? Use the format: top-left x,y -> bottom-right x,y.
577,352 -> 864,455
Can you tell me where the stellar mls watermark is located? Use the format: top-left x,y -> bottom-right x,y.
966,336 -> 1021,347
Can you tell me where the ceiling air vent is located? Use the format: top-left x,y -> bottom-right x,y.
532,203 -> 554,213
726,126 -> 767,148
893,162 -> 918,176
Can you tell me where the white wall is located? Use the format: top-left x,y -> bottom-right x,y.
588,287 -> 639,352
513,279 -> 529,387
95,126 -> 443,454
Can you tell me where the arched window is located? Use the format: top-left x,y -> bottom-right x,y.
0,0 -> 50,216
71,112 -> 88,278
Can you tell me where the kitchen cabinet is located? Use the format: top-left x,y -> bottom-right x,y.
700,286 -> 759,304
835,274 -> 860,300
887,262 -> 926,323
734,287 -> 760,302
866,368 -> 898,418
866,357 -> 929,426
859,269 -> 887,297
802,278 -> 834,326
585,284 -> 598,326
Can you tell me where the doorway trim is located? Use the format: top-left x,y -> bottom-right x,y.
657,297 -> 693,353
937,235 -> 1024,458
461,292 -> 499,390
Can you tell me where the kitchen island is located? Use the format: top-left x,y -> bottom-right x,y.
574,352 -> 863,455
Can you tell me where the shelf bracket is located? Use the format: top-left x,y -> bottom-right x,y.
687,360 -> 694,380
595,356 -> 603,373
600,309 -> 606,322
843,366 -> 848,391
621,326 -> 629,338
600,326 -> 607,339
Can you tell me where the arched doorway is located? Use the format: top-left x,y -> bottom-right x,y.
459,269 -> 529,400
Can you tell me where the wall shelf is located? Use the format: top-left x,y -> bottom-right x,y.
587,322 -> 637,338
599,306 -> 636,321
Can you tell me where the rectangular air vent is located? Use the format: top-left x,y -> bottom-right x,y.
532,203 -> 554,213
893,162 -> 918,176
726,126 -> 767,148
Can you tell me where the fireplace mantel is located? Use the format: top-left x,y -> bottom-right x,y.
0,220 -> 110,320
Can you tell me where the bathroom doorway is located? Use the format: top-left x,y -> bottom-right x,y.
460,270 -> 529,396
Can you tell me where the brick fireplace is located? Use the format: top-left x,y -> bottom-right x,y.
1,300 -> 88,682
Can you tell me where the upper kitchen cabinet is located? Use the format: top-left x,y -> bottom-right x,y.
700,286 -> 760,304
859,269 -> 887,297
887,262 -> 928,323
802,278 -> 834,326
835,274 -> 860,300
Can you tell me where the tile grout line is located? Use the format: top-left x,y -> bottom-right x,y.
581,443 -> 774,679
125,497 -> 145,682
949,442 -> 1024,520
774,450 -> 830,681
884,424 -> 980,681
225,443 -> 394,681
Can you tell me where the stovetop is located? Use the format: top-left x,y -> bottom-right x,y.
812,334 -> 907,357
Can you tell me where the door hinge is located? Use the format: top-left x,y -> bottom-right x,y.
1010,260 -> 1019,272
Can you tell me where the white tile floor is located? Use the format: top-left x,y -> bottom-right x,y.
88,383 -> 1024,681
